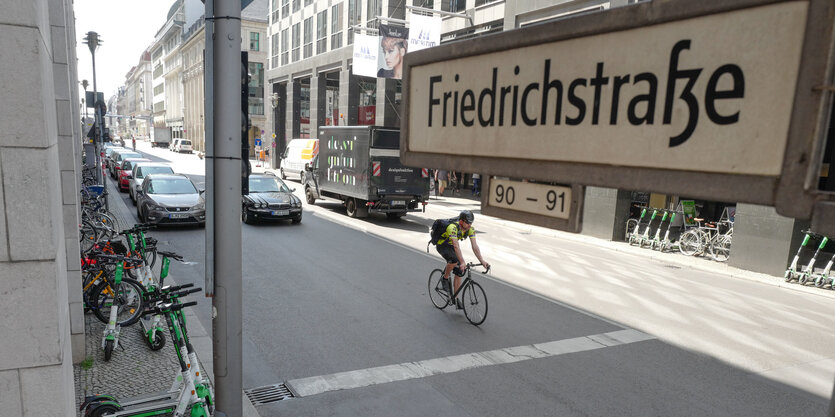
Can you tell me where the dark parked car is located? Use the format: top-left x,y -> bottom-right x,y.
242,173 -> 302,224
136,173 -> 205,226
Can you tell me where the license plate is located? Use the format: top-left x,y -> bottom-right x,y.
391,200 -> 406,206
271,210 -> 290,216
169,213 -> 189,219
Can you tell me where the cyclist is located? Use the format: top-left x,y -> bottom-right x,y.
436,210 -> 490,308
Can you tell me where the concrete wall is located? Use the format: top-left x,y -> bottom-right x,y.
0,0 -> 80,415
582,186 -> 631,240
729,203 -> 806,276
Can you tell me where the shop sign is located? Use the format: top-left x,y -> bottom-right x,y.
400,0 -> 835,233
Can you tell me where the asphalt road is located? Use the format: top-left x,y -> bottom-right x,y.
107,140 -> 833,416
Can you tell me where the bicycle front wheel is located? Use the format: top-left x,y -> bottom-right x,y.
90,278 -> 145,326
678,230 -> 701,256
80,220 -> 99,253
462,282 -> 488,326
428,269 -> 450,309
708,235 -> 732,262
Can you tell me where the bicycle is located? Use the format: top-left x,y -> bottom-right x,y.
428,263 -> 490,326
678,218 -> 733,262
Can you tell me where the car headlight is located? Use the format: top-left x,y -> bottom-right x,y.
150,204 -> 165,211
193,202 -> 205,210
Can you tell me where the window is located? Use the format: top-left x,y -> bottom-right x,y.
281,28 -> 290,65
153,64 -> 163,78
316,10 -> 328,54
331,3 -> 343,49
248,62 -> 265,115
271,33 -> 279,68
303,17 -> 313,58
304,0 -> 313,6
153,84 -> 164,96
272,0 -> 279,23
292,23 -> 300,62
250,32 -> 260,51
442,0 -> 465,13
366,0 -> 381,28
348,0 -> 360,44
474,0 -> 498,6
282,0 -> 289,16
292,0 -> 300,12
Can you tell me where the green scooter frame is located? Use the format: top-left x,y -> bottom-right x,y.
658,212 -> 676,252
798,236 -> 828,285
785,232 -> 813,282
638,209 -> 659,248
649,211 -> 669,250
628,208 -> 647,246
813,252 -> 835,289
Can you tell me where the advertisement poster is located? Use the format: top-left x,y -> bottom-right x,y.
408,13 -> 441,53
352,33 -> 379,78
680,200 -> 697,225
378,24 -> 408,79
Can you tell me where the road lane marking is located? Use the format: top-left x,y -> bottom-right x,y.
282,329 -> 655,398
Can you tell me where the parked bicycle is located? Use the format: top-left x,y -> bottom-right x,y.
678,218 -> 733,262
428,262 -> 490,326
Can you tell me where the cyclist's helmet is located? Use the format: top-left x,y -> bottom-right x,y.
459,210 -> 474,225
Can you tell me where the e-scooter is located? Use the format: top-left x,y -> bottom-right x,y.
657,212 -> 677,252
649,211 -> 669,250
814,252 -> 835,289
785,231 -> 814,282
638,209 -> 658,248
798,236 -> 828,285
627,208 -> 647,246
80,286 -> 211,417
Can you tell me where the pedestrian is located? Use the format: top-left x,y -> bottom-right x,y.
131,136 -> 136,150
437,169 -> 448,196
472,173 -> 481,197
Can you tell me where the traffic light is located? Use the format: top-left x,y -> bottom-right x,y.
241,51 -> 251,195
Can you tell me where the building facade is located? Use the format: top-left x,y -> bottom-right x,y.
125,50 -> 154,139
0,0 -> 84,414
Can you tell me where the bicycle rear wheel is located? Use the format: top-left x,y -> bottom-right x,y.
90,278 -> 145,326
428,269 -> 450,309
678,230 -> 701,256
462,282 -> 488,325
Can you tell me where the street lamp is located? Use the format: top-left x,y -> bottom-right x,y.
83,31 -> 105,186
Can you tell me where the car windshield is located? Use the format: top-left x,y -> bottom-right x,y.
147,178 -> 197,195
181,140 -> 192,145
136,166 -> 173,179
249,177 -> 290,193
119,153 -> 141,161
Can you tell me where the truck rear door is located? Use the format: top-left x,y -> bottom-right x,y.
369,129 -> 429,197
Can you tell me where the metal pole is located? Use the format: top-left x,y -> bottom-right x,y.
91,50 -> 103,186
211,0 -> 243,414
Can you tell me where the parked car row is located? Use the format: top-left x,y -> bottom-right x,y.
103,144 -> 302,227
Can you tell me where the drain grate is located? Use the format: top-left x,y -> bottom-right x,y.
244,383 -> 295,405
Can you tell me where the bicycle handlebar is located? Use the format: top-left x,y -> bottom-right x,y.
466,263 -> 491,274
157,251 -> 184,262
88,251 -> 144,266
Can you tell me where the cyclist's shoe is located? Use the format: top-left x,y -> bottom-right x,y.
442,277 -> 452,294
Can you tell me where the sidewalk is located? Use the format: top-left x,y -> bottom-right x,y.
254,161 -> 835,301
72,171 -> 260,416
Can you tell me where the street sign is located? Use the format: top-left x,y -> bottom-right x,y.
401,0 -> 835,234
255,138 -> 262,147
482,178 -> 583,232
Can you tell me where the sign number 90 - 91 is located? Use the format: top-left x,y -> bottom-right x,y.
489,179 -> 571,219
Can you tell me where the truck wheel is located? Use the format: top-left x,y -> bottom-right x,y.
305,188 -> 316,205
346,198 -> 359,218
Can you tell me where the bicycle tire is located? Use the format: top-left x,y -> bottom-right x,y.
678,230 -> 701,256
80,220 -> 99,253
428,269 -> 450,309
708,235 -> 732,262
90,277 -> 145,327
462,282 -> 488,326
